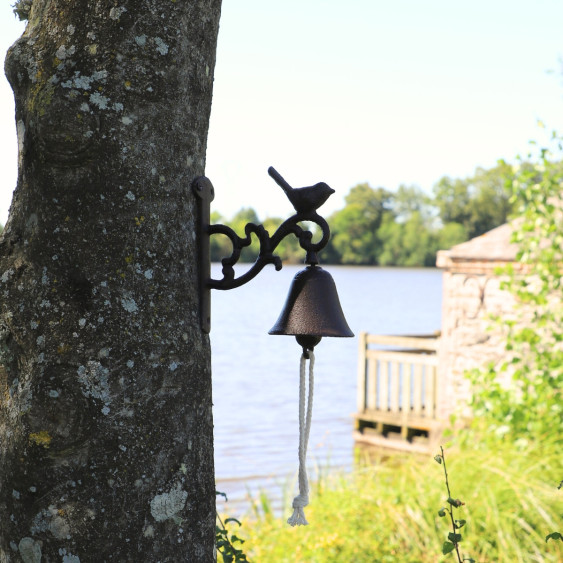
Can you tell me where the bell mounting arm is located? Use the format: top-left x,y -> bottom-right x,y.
192,167 -> 333,332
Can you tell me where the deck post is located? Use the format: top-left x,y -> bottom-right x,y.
401,364 -> 411,438
425,364 -> 437,418
380,359 -> 389,411
390,361 -> 400,413
413,363 -> 423,415
367,359 -> 377,410
357,331 -> 368,412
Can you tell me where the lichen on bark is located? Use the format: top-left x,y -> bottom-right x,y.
0,1 -> 222,560
12,1 -> 32,22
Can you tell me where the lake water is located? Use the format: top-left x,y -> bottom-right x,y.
211,264 -> 442,512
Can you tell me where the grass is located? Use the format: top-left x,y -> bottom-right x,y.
230,437 -> 562,562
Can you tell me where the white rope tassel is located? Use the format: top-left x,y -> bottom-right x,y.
287,350 -> 315,526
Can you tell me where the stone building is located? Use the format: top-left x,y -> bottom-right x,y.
435,222 -> 519,419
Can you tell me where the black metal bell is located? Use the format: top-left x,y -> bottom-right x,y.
269,265 -> 354,352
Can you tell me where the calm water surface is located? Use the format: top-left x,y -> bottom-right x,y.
211,264 -> 442,511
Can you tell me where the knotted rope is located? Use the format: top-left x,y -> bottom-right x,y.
287,350 -> 315,526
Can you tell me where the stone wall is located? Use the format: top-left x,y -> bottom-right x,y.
435,224 -> 519,419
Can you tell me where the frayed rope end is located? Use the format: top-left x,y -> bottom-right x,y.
287,507 -> 308,526
287,495 -> 309,526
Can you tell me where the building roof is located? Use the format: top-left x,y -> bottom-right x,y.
436,222 -> 519,268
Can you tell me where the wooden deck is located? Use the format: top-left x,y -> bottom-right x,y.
354,332 -> 443,453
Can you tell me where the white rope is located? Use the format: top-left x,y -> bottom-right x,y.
287,350 -> 315,526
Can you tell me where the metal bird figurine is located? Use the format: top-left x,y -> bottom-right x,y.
268,166 -> 335,215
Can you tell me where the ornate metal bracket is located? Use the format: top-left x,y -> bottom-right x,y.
192,167 -> 333,333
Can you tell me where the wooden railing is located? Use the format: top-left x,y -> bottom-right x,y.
355,332 -> 441,443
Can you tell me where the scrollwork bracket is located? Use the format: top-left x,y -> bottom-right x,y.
192,168 -> 333,333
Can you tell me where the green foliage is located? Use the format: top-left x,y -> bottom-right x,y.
240,440 -> 562,562
327,165 -> 513,266
466,163 -> 515,238
436,222 -> 468,252
327,204 -> 377,265
378,211 -> 437,267
467,130 -> 563,442
326,184 -> 393,265
433,176 -> 472,227
216,491 -> 250,562
433,161 -> 515,240
391,184 -> 434,222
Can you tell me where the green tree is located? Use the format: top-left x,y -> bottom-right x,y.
392,184 -> 434,223
466,162 -> 514,237
433,163 -> 514,240
378,211 -> 437,266
344,183 -> 393,231
327,183 -> 393,265
433,176 -> 471,227
436,222 -> 468,252
376,215 -> 402,266
401,212 -> 437,267
373,184 -> 439,267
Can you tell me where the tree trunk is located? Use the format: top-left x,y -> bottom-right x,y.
0,1 -> 221,560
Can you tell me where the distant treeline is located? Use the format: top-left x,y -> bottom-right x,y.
210,161 -> 520,267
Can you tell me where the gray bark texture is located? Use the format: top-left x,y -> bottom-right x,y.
0,1 -> 222,561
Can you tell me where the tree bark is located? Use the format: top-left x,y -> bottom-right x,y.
0,1 -> 221,561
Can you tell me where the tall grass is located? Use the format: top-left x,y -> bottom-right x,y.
237,438 -> 562,562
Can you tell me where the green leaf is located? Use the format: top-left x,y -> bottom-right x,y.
545,532 -> 562,542
455,519 -> 466,529
438,508 -> 447,517
447,497 -> 463,507
229,535 -> 244,545
442,541 -> 456,555
448,532 -> 462,543
434,455 -> 443,464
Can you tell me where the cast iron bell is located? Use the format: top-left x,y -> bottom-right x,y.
269,265 -> 354,353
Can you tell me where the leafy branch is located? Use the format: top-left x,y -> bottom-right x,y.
435,447 -> 474,562
216,491 -> 250,562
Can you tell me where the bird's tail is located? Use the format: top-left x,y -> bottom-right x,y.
268,166 -> 293,193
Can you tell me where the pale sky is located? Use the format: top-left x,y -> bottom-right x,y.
1,0 -> 563,226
